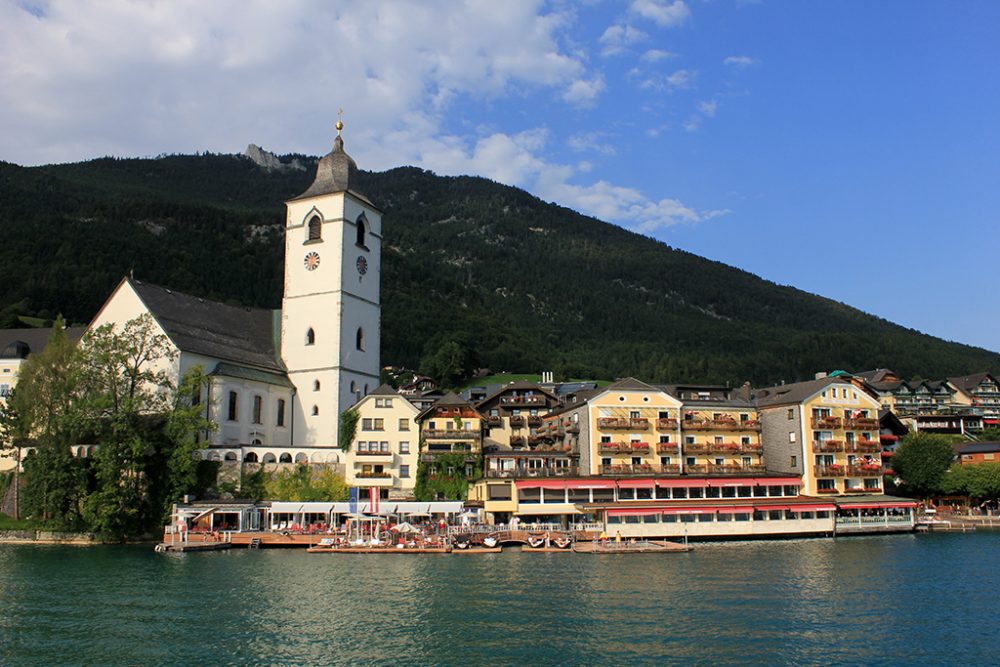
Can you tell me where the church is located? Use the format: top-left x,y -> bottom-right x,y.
88,125 -> 381,465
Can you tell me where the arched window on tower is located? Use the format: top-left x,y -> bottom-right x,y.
307,215 -> 322,242
306,328 -> 315,346
356,327 -> 364,351
356,214 -> 367,248
313,379 -> 321,391
312,405 -> 319,416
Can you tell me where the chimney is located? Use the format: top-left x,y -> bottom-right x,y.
815,372 -> 828,380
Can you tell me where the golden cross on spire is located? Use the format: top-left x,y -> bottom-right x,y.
336,108 -> 344,136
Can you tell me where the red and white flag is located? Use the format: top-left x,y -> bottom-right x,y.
370,487 -> 379,513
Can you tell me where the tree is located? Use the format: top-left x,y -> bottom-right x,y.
892,432 -> 957,498
941,462 -> 1000,502
976,427 -> 1000,442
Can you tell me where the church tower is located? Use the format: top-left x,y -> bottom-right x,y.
281,120 -> 381,450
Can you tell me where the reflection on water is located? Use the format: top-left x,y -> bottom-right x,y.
1,534 -> 998,666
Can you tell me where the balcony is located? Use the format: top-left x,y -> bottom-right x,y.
811,416 -> 843,429
844,486 -> 881,494
657,418 -> 679,430
847,464 -> 884,477
733,420 -> 762,432
656,443 -> 678,454
629,418 -> 650,430
706,464 -> 767,475
815,465 -> 847,477
598,442 -> 649,454
844,418 -> 879,430
597,417 -> 630,430
812,440 -> 844,453
527,416 -> 544,427
424,429 -> 479,440
420,451 -> 478,463
355,471 -> 393,486
844,440 -> 881,454
500,395 -> 547,407
354,450 -> 393,462
599,464 -> 681,476
816,487 -> 839,494
681,418 -> 745,431
509,416 -> 525,427
683,442 -> 763,455
566,423 -> 580,434
485,415 -> 502,427
485,465 -> 579,479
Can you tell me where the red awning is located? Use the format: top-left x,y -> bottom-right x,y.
709,479 -> 756,487
656,479 -> 709,488
515,480 -> 568,490
570,480 -> 618,489
662,507 -> 717,515
607,508 -> 663,516
838,502 -> 916,510
753,505 -> 792,511
617,479 -> 655,489
755,477 -> 801,486
985,419 -> 999,425
786,504 -> 836,512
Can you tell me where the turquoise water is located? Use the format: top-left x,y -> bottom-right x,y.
0,533 -> 996,666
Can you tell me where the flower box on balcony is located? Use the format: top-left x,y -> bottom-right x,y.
630,442 -> 650,453
816,488 -> 839,494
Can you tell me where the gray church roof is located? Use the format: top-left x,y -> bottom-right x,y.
128,279 -> 284,373
288,135 -> 377,207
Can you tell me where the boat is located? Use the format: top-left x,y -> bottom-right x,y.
527,535 -> 546,548
553,537 -> 572,549
573,539 -> 690,554
482,536 -> 498,548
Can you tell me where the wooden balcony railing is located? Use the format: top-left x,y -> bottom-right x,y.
599,464 -> 681,476
844,440 -> 881,454
657,418 -> 679,430
509,416 -> 525,427
424,429 -> 479,440
500,395 -> 547,406
706,464 -> 767,475
847,464 -> 884,477
815,465 -> 847,478
816,487 -> 839,494
812,440 -> 844,453
811,417 -> 843,429
656,443 -> 678,454
681,419 -> 748,431
527,416 -> 543,427
630,418 -> 650,430
684,442 -> 762,455
486,416 -> 502,427
733,420 -> 762,432
844,418 -> 879,430
356,471 -> 392,479
598,442 -> 649,454
485,466 -> 579,479
597,417 -> 630,430
355,450 -> 392,457
844,487 -> 880,493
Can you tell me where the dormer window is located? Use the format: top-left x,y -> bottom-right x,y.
307,215 -> 322,242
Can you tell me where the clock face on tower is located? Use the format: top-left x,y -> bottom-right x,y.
304,252 -> 321,271
356,256 -> 368,275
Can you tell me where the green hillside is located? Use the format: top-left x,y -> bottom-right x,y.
1,153 -> 997,385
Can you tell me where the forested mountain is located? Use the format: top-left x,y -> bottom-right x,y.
1,151 -> 997,386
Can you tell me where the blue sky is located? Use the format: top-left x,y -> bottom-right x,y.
2,1 -> 998,353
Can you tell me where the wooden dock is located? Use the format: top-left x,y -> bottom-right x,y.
306,545 -> 451,554
573,540 -> 691,554
154,541 -> 233,553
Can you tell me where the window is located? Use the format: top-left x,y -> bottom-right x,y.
356,214 -> 367,248
660,456 -> 671,465
362,418 -> 373,431
400,464 -> 410,478
312,405 -> 319,416
660,435 -> 671,443
601,457 -> 612,466
306,328 -> 315,345
373,418 -> 384,431
227,391 -> 238,421
277,399 -> 286,427
307,215 -> 322,241
787,408 -> 794,420
790,455 -> 797,468
252,395 -> 263,424
631,456 -> 642,465
399,418 -> 409,431
350,381 -> 357,394
314,380 -> 321,391
356,327 -> 365,351
789,432 -> 796,443
400,441 -> 410,454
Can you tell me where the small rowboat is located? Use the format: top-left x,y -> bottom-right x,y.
482,536 -> 498,548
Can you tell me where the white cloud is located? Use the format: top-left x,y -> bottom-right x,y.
724,55 -> 759,68
598,23 -> 648,56
567,132 -> 617,156
698,100 -> 717,117
630,0 -> 691,28
641,48 -> 677,62
562,75 -> 606,106
638,68 -> 696,92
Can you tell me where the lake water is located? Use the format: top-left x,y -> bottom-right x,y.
1,532 -> 996,666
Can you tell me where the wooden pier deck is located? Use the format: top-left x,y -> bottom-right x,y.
154,541 -> 233,553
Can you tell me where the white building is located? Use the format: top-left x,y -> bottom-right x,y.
86,129 -> 381,464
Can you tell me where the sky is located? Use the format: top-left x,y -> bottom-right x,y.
2,0 -> 999,353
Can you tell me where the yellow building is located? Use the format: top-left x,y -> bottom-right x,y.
756,376 -> 884,496
668,384 -> 765,476
344,384 -> 420,499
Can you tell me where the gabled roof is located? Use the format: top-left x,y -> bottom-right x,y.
475,381 -> 560,408
415,390 -> 479,421
368,383 -> 399,396
604,377 -> 661,392
0,326 -> 86,360
948,373 -> 998,393
955,441 -> 1000,456
754,376 -> 876,408
124,278 -> 285,373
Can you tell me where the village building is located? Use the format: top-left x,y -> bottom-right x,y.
343,384 -> 419,498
